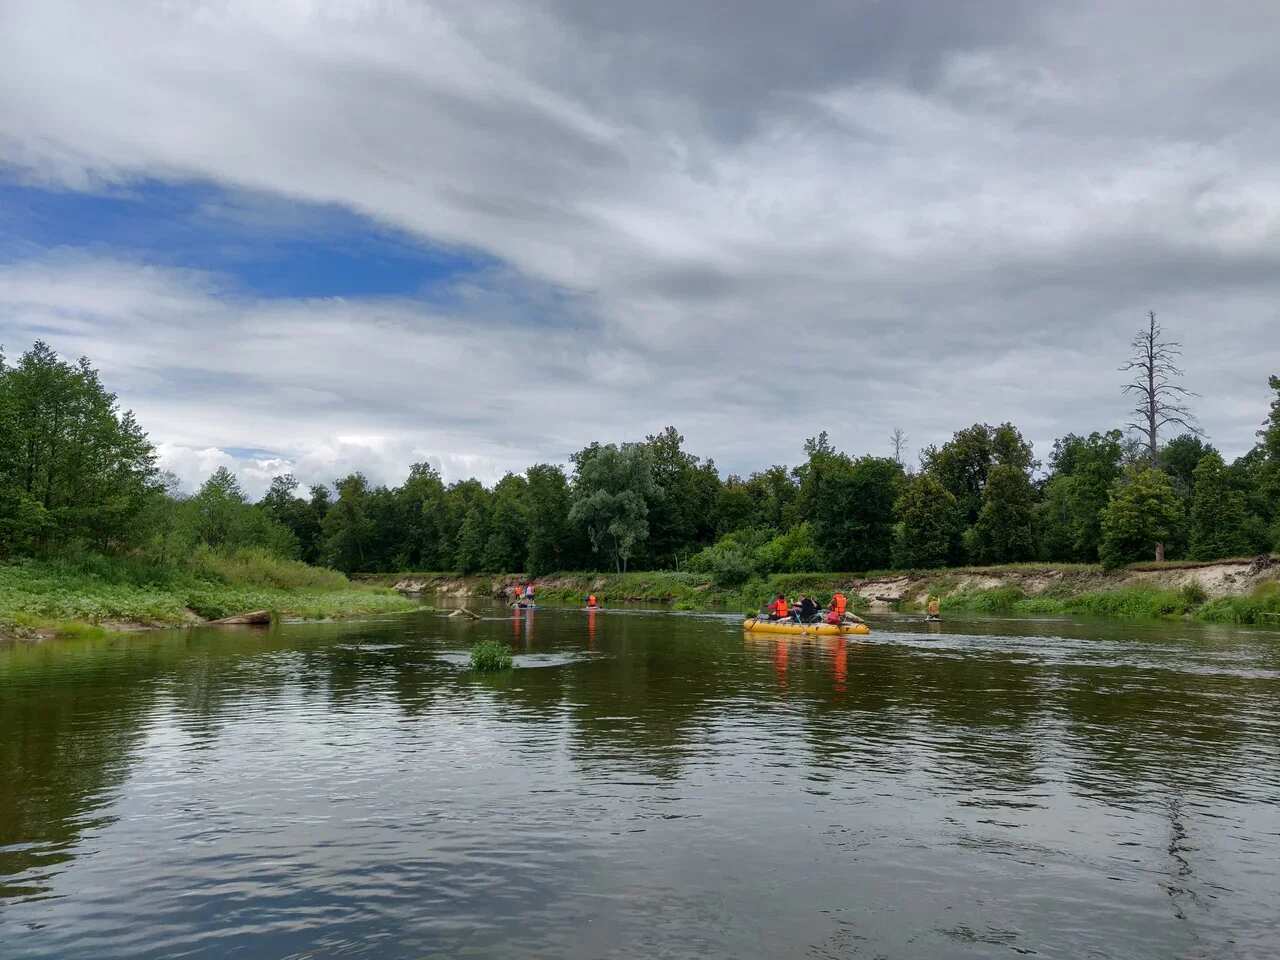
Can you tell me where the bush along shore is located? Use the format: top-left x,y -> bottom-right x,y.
0,549 -> 420,642
375,556 -> 1280,625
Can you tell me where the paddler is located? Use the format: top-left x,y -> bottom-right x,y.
523,582 -> 535,603
926,595 -> 941,621
825,591 -> 847,625
585,593 -> 599,609
767,594 -> 789,621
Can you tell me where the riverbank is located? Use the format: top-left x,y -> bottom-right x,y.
370,556 -> 1280,625
0,553 -> 419,642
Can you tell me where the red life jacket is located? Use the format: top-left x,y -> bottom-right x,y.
587,595 -> 597,607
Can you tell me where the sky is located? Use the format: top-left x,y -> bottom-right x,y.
2,0 -> 1278,497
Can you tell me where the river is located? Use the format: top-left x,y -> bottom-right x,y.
2,602 -> 1279,959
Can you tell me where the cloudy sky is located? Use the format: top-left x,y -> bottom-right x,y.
2,0 -> 1278,495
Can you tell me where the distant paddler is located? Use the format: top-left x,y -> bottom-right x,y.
825,591 -> 866,626
925,595 -> 941,622
584,593 -> 600,609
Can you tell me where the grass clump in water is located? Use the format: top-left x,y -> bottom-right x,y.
470,639 -> 514,672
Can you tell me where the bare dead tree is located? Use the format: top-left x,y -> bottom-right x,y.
889,428 -> 907,466
1120,310 -> 1200,560
1122,311 -> 1200,464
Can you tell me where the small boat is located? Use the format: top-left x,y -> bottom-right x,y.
742,618 -> 870,636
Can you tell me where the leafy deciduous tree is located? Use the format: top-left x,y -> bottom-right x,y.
1099,469 -> 1183,569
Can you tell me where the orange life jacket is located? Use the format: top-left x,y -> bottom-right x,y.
587,595 -> 597,607
771,598 -> 789,618
833,592 -> 847,616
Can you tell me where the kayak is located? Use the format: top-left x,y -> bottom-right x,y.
743,618 -> 870,636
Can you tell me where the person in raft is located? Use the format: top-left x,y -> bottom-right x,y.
826,591 -> 848,624
796,595 -> 820,623
767,594 -> 790,620
585,593 -> 599,608
523,583 -> 535,603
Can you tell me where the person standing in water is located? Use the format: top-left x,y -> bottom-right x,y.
926,595 -> 941,621
523,583 -> 535,604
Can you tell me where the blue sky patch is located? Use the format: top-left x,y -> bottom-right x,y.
0,176 -> 487,299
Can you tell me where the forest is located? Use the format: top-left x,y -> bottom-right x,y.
2,333 -> 1278,588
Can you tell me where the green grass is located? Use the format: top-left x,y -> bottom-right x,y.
470,639 -> 514,672
935,582 -> 1279,623
363,562 -> 1280,628
0,551 -> 417,633
1197,582 -> 1280,625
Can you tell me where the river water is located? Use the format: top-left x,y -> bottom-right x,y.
2,602 -> 1279,959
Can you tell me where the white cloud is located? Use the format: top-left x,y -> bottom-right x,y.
2,0 -> 1279,485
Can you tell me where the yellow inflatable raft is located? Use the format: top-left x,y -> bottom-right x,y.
742,618 -> 870,636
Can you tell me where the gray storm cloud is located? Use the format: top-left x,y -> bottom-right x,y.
1,0 -> 1278,494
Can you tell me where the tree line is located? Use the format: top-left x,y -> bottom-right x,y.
2,327 -> 1278,579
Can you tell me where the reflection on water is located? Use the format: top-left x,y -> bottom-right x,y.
3,603 -> 1280,959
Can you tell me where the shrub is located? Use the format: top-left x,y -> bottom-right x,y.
470,639 -> 514,671
1180,581 -> 1208,606
1197,582 -> 1280,624
188,546 -> 349,590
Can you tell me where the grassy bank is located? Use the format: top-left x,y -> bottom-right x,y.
0,549 -> 419,640
937,582 -> 1280,624
376,558 -> 1280,625
367,570 -> 875,613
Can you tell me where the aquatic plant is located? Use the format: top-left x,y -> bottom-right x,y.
470,639 -> 514,672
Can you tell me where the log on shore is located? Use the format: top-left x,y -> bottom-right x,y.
211,609 -> 273,626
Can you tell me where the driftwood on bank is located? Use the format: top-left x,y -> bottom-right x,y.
210,609 -> 272,626
448,607 -> 482,620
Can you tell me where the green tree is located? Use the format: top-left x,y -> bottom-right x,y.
568,443 -> 658,573
972,464 -> 1037,563
920,422 -> 1035,527
456,507 -> 488,574
892,473 -> 963,568
440,479 -> 492,569
1161,434 -> 1215,499
1188,452 -> 1250,560
0,342 -> 159,554
713,476 -> 755,535
1262,374 -> 1280,460
482,473 -> 529,572
260,473 -> 327,562
525,463 -> 575,575
802,449 -> 903,571
394,462 -> 447,569
642,426 -> 721,568
322,473 -> 375,572
1036,430 -> 1124,562
303,484 -> 333,564
754,522 -> 822,573
185,467 -> 248,550
1099,468 -> 1183,568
